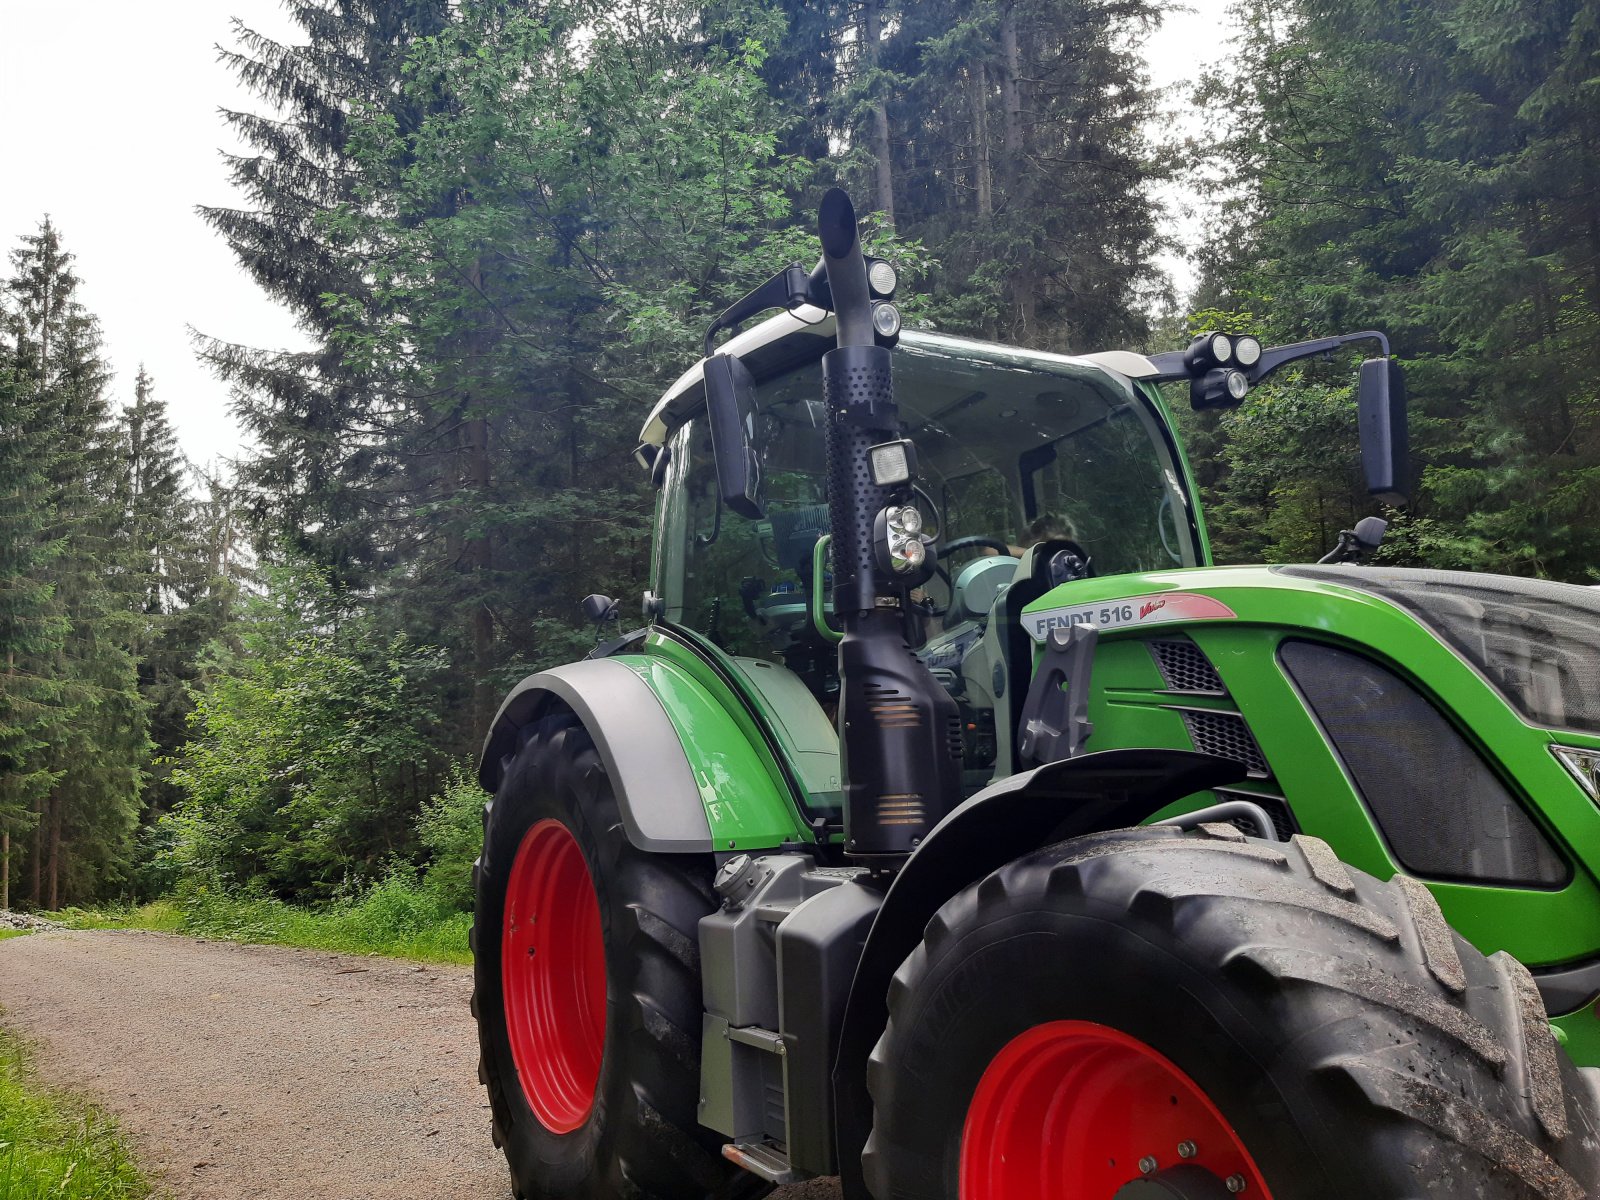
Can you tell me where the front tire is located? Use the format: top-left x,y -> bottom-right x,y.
864,824 -> 1600,1200
472,715 -> 757,1199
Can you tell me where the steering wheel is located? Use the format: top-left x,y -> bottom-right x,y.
1158,492 -> 1183,565
938,535 -> 1011,559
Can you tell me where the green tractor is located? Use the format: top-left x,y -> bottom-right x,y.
471,191 -> 1600,1200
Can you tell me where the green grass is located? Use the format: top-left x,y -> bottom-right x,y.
0,1024 -> 154,1200
57,879 -> 472,966
0,930 -> 30,944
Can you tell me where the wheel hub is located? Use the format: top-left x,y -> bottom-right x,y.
959,1020 -> 1271,1199
501,818 -> 607,1134
1115,1165 -> 1236,1200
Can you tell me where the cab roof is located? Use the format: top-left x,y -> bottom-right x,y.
637,307 -> 1162,449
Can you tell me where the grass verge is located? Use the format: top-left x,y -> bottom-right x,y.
0,1023 -> 154,1200
56,878 -> 471,966
0,930 -> 30,944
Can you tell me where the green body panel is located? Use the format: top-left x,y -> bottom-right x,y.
617,632 -> 814,851
1023,566 -> 1600,994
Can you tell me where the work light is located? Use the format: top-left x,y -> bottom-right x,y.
867,258 -> 898,299
869,438 -> 916,486
872,301 -> 902,340
1234,335 -> 1262,367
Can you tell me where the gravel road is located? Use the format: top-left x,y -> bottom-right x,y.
0,929 -> 840,1200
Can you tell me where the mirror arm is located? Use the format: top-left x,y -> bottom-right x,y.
703,263 -> 814,357
1248,330 -> 1390,385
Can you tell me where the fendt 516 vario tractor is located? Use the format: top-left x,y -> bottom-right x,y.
471,191 -> 1600,1200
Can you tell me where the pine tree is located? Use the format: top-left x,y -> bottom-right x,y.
120,368 -> 200,819
199,0 -> 452,581
1198,0 -> 1600,577
5,220 -> 146,906
0,341 -> 65,909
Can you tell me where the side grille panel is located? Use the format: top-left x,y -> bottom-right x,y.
1278,638 -> 1567,887
1149,638 -> 1227,695
1178,709 -> 1270,778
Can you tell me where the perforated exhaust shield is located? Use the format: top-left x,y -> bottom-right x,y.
1280,565 -> 1600,736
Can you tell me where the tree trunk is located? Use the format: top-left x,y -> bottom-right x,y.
2,830 -> 9,911
972,61 -> 993,219
1000,3 -> 1022,189
864,0 -> 896,226
464,258 -> 496,739
46,798 -> 60,911
30,795 -> 41,905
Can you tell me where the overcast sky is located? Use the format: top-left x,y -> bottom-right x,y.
0,1 -> 1217,467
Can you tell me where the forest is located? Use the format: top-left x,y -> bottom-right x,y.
3,0 -> 1598,914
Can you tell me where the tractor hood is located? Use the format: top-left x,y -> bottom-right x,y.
1278,565 -> 1600,738
1019,562 -> 1600,739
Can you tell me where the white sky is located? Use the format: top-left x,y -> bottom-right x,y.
0,0 -> 1219,465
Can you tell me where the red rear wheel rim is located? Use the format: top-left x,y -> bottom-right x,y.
502,818 -> 607,1134
959,1020 -> 1273,1199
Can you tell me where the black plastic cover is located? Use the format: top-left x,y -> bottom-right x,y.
1279,638 -> 1566,887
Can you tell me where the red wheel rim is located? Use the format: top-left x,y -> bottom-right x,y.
960,1020 -> 1273,1199
501,818 -> 607,1134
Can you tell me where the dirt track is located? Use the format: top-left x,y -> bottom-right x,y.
0,929 -> 838,1200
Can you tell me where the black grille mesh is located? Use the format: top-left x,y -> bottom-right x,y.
1179,710 -> 1269,777
1149,638 -> 1227,694
1279,639 -> 1566,886
1280,565 -> 1600,736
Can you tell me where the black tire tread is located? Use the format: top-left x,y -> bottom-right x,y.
472,715 -> 747,1200
864,825 -> 1600,1200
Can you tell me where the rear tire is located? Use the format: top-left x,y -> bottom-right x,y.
473,715 -> 762,1199
863,824 -> 1600,1200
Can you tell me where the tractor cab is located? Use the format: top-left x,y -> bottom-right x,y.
644,314 -> 1204,791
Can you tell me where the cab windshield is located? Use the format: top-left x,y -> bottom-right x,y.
653,331 -> 1199,669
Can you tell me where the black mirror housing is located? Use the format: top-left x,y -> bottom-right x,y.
1358,357 -> 1408,505
704,352 -> 764,519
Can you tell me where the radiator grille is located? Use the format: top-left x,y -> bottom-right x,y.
1149,638 -> 1227,695
1179,709 -> 1269,778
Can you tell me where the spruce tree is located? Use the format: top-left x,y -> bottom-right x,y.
120,367 -> 200,818
5,220 -> 146,906
0,342 -> 64,909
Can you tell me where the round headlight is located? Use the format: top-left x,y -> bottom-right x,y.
897,506 -> 923,535
868,259 -> 898,298
872,302 -> 902,339
1234,335 -> 1262,367
1210,333 -> 1234,364
898,539 -> 926,569
1226,369 -> 1250,401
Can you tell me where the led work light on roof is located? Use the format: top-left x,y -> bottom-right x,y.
867,258 -> 898,299
1210,333 -> 1234,364
1192,366 -> 1252,409
1234,335 -> 1262,367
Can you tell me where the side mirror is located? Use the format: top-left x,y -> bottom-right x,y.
1358,358 -> 1408,505
703,353 -> 763,520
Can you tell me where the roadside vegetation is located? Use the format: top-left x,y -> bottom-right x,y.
0,1025 -> 153,1200
58,878 -> 471,966
51,761 -> 482,965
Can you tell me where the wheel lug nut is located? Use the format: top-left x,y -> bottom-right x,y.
1226,1175 -> 1247,1193
1177,1140 -> 1197,1159
1138,1156 -> 1158,1175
